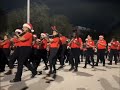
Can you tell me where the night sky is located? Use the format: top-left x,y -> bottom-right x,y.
0,0 -> 120,32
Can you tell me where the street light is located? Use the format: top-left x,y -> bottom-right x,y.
27,0 -> 30,23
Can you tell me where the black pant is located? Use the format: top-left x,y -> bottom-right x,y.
85,48 -> 94,67
59,44 -> 67,66
30,48 -> 40,70
48,48 -> 58,73
79,50 -> 83,62
69,48 -> 80,69
9,47 -> 19,69
3,48 -> 10,65
0,48 -> 6,72
109,49 -> 118,64
0,48 -> 10,71
14,47 -> 36,80
34,49 -> 48,70
65,49 -> 71,63
3,48 -> 10,58
96,49 -> 106,66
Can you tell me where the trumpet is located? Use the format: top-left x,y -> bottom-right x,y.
16,31 -> 26,37
68,38 -> 75,44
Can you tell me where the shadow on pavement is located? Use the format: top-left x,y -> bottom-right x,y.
27,78 -> 50,90
63,69 -> 69,72
100,78 -> 119,90
7,81 -> 28,90
92,68 -> 106,71
1,75 -> 15,82
76,72 -> 93,77
54,75 -> 64,83
27,74 -> 64,90
76,88 -> 86,90
112,75 -> 120,85
3,76 -> 36,90
105,66 -> 120,69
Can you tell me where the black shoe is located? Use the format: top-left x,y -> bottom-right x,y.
31,74 -> 36,78
83,66 -> 86,68
31,71 -> 37,78
5,70 -> 12,75
95,64 -> 98,66
108,63 -> 112,65
43,67 -> 48,70
69,67 -> 74,71
38,71 -> 42,75
74,68 -> 78,72
47,71 -> 53,76
115,63 -> 117,65
92,66 -> 94,68
10,79 -> 21,83
53,70 -> 56,74
65,60 -> 68,63
103,64 -> 105,66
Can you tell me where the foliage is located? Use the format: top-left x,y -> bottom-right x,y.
6,3 -> 72,36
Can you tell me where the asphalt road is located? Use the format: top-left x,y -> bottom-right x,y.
0,60 -> 120,90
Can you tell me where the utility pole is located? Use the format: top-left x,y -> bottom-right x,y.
27,0 -> 30,23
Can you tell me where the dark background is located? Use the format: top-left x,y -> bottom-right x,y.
0,0 -> 120,33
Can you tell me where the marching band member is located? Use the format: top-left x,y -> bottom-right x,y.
95,35 -> 107,66
10,23 -> 37,82
34,33 -> 48,71
5,29 -> 23,75
0,34 -> 11,72
47,26 -> 60,75
58,33 -> 68,69
30,34 -> 40,71
117,41 -> 120,62
108,37 -> 119,65
68,32 -> 83,72
83,35 -> 95,68
116,41 -> 120,61
40,33 -> 48,70
0,37 -> 5,72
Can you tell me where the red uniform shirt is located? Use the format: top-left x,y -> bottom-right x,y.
0,40 -> 3,48
60,36 -> 67,45
70,38 -> 83,48
13,38 -> 20,47
97,39 -> 107,49
86,39 -> 95,48
40,39 -> 47,49
117,43 -> 120,50
33,42 -> 38,49
108,46 -> 111,52
2,39 -> 11,48
50,37 -> 60,48
19,32 -> 33,47
110,41 -> 119,50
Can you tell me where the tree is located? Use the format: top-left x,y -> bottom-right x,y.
6,3 -> 73,36
50,15 -> 73,36
0,9 -> 7,35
